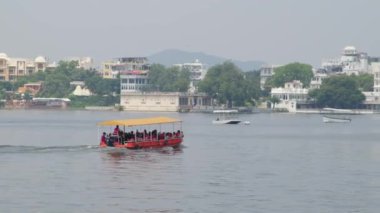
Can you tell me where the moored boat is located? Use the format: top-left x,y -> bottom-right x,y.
321,108 -> 352,123
98,116 -> 184,149
322,115 -> 351,123
212,109 -> 241,124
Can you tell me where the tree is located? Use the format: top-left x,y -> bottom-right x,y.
39,72 -> 71,98
269,62 -> 314,87
268,96 -> 280,109
147,64 -> 190,92
308,75 -> 365,109
243,71 -> 261,105
198,61 -> 259,107
351,73 -> 373,91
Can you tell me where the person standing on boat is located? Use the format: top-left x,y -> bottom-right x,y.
113,125 -> 120,135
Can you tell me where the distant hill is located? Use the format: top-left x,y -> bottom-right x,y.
148,49 -> 265,71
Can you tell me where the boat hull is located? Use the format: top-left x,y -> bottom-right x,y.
101,137 -> 183,149
212,119 -> 241,124
323,116 -> 351,123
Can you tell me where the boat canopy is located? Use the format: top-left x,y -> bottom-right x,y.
97,116 -> 181,127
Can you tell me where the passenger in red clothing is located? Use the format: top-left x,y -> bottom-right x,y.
100,132 -> 107,147
113,125 -> 120,135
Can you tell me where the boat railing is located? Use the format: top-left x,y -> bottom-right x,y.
120,132 -> 183,143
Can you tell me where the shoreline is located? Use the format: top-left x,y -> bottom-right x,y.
1,107 -> 379,115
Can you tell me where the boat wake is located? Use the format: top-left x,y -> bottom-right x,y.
0,144 -> 185,154
0,145 -> 99,153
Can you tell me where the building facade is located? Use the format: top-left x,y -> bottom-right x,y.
120,92 -> 211,112
321,46 -> 373,75
310,72 -> 328,89
101,57 -> 149,79
120,70 -> 149,93
174,59 -> 207,93
373,63 -> 380,93
0,53 -> 48,81
259,65 -> 279,89
271,80 -> 309,112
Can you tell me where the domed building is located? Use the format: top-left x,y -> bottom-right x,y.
0,53 -> 48,81
35,56 -> 47,72
321,46 -> 370,75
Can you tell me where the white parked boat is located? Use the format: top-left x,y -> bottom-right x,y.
321,108 -> 353,123
322,115 -> 351,123
212,110 -> 241,124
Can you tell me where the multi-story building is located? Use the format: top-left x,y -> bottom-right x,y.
259,65 -> 279,89
0,53 -> 48,81
321,46 -> 371,75
372,63 -> 380,93
174,59 -> 207,93
120,70 -> 149,93
101,57 -> 149,79
117,57 -> 212,111
310,72 -> 328,89
271,80 -> 309,112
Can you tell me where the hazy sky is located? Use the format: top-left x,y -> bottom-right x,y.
1,0 -> 380,66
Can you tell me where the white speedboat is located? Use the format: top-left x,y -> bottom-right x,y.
212,109 -> 241,124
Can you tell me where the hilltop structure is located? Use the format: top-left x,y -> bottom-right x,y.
321,46 -> 380,75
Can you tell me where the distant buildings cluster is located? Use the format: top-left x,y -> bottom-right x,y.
0,53 -> 50,81
0,53 -> 95,82
0,52 -> 211,111
3,45 -> 380,112
260,46 -> 380,112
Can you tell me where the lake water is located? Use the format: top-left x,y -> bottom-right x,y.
1,110 -> 380,212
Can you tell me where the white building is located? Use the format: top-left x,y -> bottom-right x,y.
321,46 -> 371,75
120,92 -> 211,112
259,65 -> 279,89
310,72 -> 328,89
120,70 -> 149,93
0,53 -> 48,81
271,80 -> 309,112
372,63 -> 380,93
174,59 -> 207,93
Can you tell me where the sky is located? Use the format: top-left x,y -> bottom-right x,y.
1,0 -> 380,67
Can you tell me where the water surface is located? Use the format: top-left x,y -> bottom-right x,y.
1,110 -> 380,212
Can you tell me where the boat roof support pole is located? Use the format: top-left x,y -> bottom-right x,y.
97,127 -> 99,143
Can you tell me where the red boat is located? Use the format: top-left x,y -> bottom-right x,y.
98,116 -> 184,149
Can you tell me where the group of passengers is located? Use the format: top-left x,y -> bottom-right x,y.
100,125 -> 183,147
